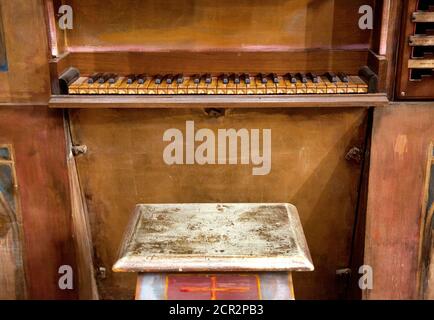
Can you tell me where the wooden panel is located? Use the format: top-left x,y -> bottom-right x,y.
59,50 -> 370,76
62,0 -> 373,52
69,107 -> 368,299
0,145 -> 26,299
0,107 -> 77,299
365,104 -> 434,300
0,0 -> 51,103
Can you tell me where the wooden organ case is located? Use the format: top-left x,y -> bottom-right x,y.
44,0 -> 390,300
0,0 -> 411,300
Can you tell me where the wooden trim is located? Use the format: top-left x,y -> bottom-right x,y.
49,94 -> 389,109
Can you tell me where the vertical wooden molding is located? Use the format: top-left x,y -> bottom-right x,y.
64,113 -> 99,300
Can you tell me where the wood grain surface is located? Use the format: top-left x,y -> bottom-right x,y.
69,107 -> 368,299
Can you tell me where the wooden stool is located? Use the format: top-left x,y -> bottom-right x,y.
113,203 -> 313,300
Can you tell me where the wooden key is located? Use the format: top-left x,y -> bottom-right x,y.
242,73 -> 251,85
117,78 -> 130,94
204,73 -> 212,84
98,73 -> 117,94
326,72 -> 339,83
175,74 -> 184,84
233,73 -> 241,85
258,73 -> 268,84
335,78 -> 348,94
295,76 -> 307,94
226,76 -> 237,95
97,73 -> 111,84
137,76 -> 152,94
286,73 -> 297,84
148,76 -> 160,94
315,77 -> 327,94
192,74 -> 201,85
217,75 -> 228,94
308,73 -> 320,83
167,76 -> 178,94
165,74 -> 174,84
305,78 -> 317,94
349,76 -> 368,93
68,77 -> 87,94
197,76 -> 208,94
137,74 -> 147,84
126,74 -> 136,85
346,76 -> 358,93
276,76 -> 286,94
125,79 -> 139,94
154,74 -> 163,85
158,79 -> 169,95
221,73 -> 229,84
108,74 -> 118,84
235,74 -> 245,94
297,73 -> 308,84
108,77 -> 125,94
283,75 -> 296,94
87,73 -> 102,84
206,76 -> 218,94
266,74 -> 277,94
246,75 -> 255,94
187,76 -> 199,94
177,76 -> 189,94
256,74 -> 267,94
321,76 -> 337,94
338,72 -> 349,83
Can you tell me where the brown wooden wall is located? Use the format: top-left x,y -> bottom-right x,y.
365,104 -> 434,299
0,107 -> 78,299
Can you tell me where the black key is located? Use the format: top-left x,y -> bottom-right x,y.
154,74 -> 163,84
204,73 -> 212,84
258,73 -> 268,84
221,73 -> 229,84
126,74 -> 136,84
297,73 -> 308,83
192,74 -> 201,84
338,72 -> 349,83
308,72 -> 319,83
108,74 -> 118,84
97,73 -> 111,84
87,73 -> 102,84
137,74 -> 147,84
233,73 -> 240,84
270,73 -> 279,84
165,74 -> 174,84
285,73 -> 297,84
326,72 -> 339,83
242,73 -> 251,84
175,74 -> 184,84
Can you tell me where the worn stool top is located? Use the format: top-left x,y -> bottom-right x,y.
113,203 -> 313,272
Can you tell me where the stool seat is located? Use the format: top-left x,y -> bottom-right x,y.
113,203 -> 313,300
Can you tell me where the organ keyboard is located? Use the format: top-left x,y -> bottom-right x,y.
67,72 -> 369,95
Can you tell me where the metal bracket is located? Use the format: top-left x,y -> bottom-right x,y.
71,144 -> 87,156
345,147 -> 363,164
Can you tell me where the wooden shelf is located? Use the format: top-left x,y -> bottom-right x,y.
49,94 -> 389,109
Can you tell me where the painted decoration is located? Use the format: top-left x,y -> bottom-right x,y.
136,273 -> 294,300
